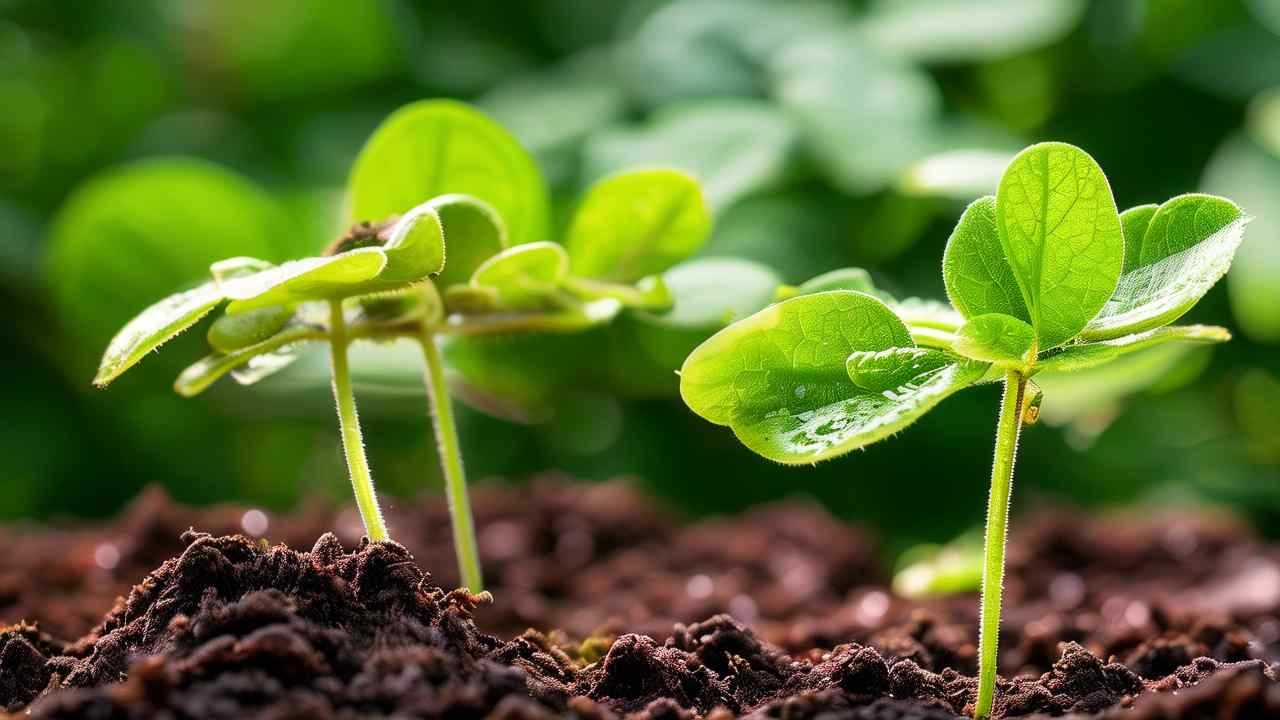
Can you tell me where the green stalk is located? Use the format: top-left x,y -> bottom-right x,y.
418,330 -> 484,592
974,369 -> 1027,720
328,300 -> 389,542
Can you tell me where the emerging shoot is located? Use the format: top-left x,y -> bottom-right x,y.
95,100 -> 713,594
679,142 -> 1248,718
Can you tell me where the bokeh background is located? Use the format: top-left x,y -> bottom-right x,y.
4,0 -> 1279,552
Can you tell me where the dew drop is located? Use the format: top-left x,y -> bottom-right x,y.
241,509 -> 269,537
94,543 -> 120,571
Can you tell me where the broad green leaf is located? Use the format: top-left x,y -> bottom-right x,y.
221,248 -> 387,313
1037,325 -> 1230,375
846,347 -> 952,392
584,101 -> 797,210
174,326 -> 320,397
995,142 -> 1124,349
861,0 -> 1086,62
942,195 -> 1030,321
207,305 -> 294,353
1202,135 -> 1280,343
778,268 -> 878,300
738,358 -> 985,463
1120,204 -> 1158,273
346,100 -> 548,246
470,241 -> 568,309
566,169 -> 712,283
1080,195 -> 1246,341
47,159 -> 293,358
772,34 -> 940,194
211,257 -> 273,284
431,194 -> 508,290
953,313 -> 1037,370
94,282 -> 224,387
679,290 -> 985,463
564,275 -> 674,311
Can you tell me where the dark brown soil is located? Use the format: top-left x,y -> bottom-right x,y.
1,478 -> 1278,718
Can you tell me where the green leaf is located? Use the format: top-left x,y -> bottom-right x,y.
346,100 -> 548,246
566,169 -> 711,283
953,313 -> 1037,370
564,275 -> 674,311
942,195 -> 1030,322
1202,135 -> 1280,343
470,241 -> 568,310
583,100 -> 797,210
210,257 -> 274,284
995,142 -> 1124,349
207,305 -> 295,353
679,290 -> 985,463
1037,325 -> 1230,375
94,282 -> 224,387
174,325 -> 321,397
846,347 -> 952,392
892,298 -> 965,333
1080,195 -> 1246,341
1119,204 -> 1158,273
772,34 -> 940,194
778,268 -> 878,300
221,248 -> 387,313
47,159 -> 294,359
444,285 -> 500,314
861,0 -> 1087,62
431,194 -> 508,290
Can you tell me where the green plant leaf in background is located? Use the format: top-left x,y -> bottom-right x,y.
899,149 -> 1015,200
772,33 -> 941,194
1080,194 -> 1246,341
430,194 -> 509,289
777,267 -> 879,300
47,159 -> 296,364
618,0 -> 848,108
679,290 -> 986,463
953,313 -> 1037,370
942,195 -> 1030,321
566,168 -> 712,282
995,142 -> 1124,349
470,241 -> 568,309
347,100 -> 548,246
583,101 -> 797,210
859,0 -> 1087,62
1202,135 -> 1280,343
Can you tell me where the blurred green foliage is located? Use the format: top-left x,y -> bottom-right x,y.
4,0 -> 1280,546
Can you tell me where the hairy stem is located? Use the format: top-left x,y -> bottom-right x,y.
974,369 -> 1027,720
328,300 -> 389,542
419,330 -> 484,592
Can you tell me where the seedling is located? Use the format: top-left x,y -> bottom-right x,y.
94,100 -> 711,594
680,142 -> 1248,718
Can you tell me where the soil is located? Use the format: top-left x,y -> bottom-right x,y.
1,477 -> 1278,718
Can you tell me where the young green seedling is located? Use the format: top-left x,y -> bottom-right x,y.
94,100 -> 712,594
679,142 -> 1248,719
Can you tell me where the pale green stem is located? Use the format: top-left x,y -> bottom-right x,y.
328,300 -> 389,542
974,369 -> 1027,720
418,329 -> 484,592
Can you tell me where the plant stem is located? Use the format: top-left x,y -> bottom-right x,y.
974,369 -> 1027,720
328,300 -> 389,542
418,329 -> 484,592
